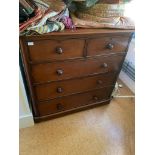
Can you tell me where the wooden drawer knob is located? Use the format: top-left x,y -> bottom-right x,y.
56,47 -> 63,54
107,43 -> 114,50
101,63 -> 108,68
56,69 -> 63,75
97,80 -> 103,85
56,103 -> 63,110
93,96 -> 98,101
57,87 -> 63,93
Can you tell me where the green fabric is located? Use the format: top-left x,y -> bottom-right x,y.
76,0 -> 99,10
66,0 -> 99,12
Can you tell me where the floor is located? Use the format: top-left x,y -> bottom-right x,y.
19,80 -> 135,155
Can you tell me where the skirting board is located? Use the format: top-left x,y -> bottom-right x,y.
19,114 -> 34,129
119,71 -> 135,93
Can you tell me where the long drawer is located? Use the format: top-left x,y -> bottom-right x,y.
87,36 -> 129,56
34,73 -> 116,101
27,39 -> 85,62
37,87 -> 113,116
31,55 -> 124,83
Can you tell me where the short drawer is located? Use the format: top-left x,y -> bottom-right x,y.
31,55 -> 124,83
27,39 -> 85,62
34,73 -> 117,101
87,36 -> 129,56
37,87 -> 113,116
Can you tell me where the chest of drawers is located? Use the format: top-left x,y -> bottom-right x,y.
20,29 -> 134,122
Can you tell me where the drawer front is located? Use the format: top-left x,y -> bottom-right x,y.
34,73 -> 116,101
87,36 -> 129,56
31,55 -> 124,83
37,87 -> 113,116
27,39 -> 85,62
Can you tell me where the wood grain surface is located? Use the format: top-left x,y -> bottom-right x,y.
19,28 -> 134,120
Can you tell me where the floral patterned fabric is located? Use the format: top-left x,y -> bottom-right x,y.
20,0 -> 74,35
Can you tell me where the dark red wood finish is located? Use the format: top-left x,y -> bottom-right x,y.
34,72 -> 117,101
31,54 -> 124,83
27,39 -> 85,62
87,36 -> 129,56
19,29 -> 134,122
37,87 -> 113,116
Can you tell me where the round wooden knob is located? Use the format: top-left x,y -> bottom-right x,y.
97,80 -> 103,85
93,96 -> 98,101
56,69 -> 63,75
56,47 -> 63,54
57,87 -> 63,93
101,63 -> 108,68
107,43 -> 114,50
56,103 -> 63,110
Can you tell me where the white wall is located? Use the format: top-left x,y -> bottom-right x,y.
119,1 -> 135,93
119,38 -> 135,93
125,38 -> 135,65
124,0 -> 136,22
19,69 -> 34,128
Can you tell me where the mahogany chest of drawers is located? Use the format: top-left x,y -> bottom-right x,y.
20,29 -> 134,122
